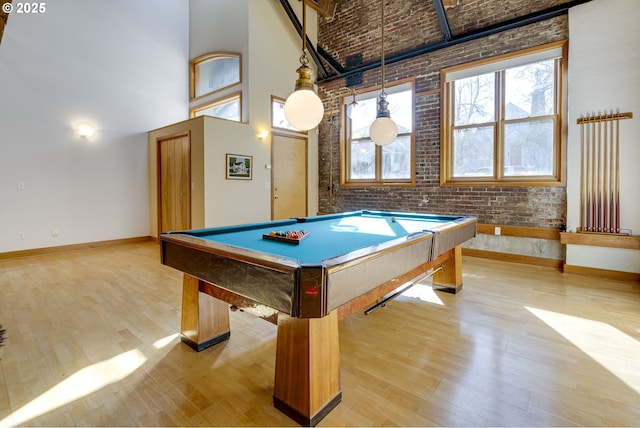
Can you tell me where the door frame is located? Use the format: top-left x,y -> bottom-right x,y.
156,131 -> 191,237
271,131 -> 309,220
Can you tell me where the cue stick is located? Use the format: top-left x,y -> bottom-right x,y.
364,266 -> 443,315
587,118 -> 595,232
602,115 -> 609,233
609,114 -> 615,233
596,118 -> 602,232
615,116 -> 621,233
580,120 -> 586,231
591,119 -> 597,232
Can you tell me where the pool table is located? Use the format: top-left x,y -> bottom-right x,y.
160,210 -> 476,426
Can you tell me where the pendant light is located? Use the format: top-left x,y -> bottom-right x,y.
369,0 -> 398,146
284,0 -> 324,131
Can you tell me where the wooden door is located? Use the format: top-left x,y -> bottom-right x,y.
158,133 -> 191,233
272,133 -> 307,220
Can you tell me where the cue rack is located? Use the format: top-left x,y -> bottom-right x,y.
577,110 -> 632,234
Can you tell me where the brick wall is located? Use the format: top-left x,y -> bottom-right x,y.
316,0 -> 569,228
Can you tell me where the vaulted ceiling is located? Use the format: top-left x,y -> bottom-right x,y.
285,0 -> 593,84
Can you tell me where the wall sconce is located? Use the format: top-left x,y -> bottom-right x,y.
75,123 -> 96,139
256,129 -> 270,140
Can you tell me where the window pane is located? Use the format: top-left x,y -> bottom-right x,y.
195,97 -> 240,121
452,126 -> 494,177
350,140 -> 375,179
382,135 -> 411,179
505,59 -> 555,119
387,91 -> 412,133
350,89 -> 412,139
454,73 -> 495,126
195,56 -> 240,97
272,99 -> 297,131
504,119 -> 554,176
350,97 -> 377,139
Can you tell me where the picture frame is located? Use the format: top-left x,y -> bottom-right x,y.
226,153 -> 252,180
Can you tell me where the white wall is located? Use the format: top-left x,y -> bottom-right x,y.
566,0 -> 640,273
0,0 -> 189,253
185,0 -> 320,227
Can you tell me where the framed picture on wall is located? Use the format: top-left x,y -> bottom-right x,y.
226,153 -> 252,180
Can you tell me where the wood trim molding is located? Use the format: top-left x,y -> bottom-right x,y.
462,248 -> 563,269
0,236 -> 152,261
560,232 -> 640,250
477,224 -> 561,240
562,264 -> 640,283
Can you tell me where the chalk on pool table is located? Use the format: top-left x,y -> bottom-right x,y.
391,216 -> 396,222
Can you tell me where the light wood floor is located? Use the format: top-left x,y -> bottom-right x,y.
0,241 -> 639,427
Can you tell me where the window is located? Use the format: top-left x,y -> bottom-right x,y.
190,52 -> 241,99
341,79 -> 415,185
441,41 -> 567,186
191,93 -> 241,122
271,96 -> 303,133
189,52 -> 242,122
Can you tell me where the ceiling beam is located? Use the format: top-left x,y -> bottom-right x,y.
318,0 -> 592,84
278,0 -> 334,79
432,0 -> 452,42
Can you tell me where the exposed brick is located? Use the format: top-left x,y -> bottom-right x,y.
317,0 -> 568,229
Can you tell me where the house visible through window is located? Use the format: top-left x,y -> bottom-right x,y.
342,79 -> 415,186
441,41 -> 567,186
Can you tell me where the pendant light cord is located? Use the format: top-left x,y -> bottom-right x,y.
301,1 -> 308,64
380,0 -> 386,96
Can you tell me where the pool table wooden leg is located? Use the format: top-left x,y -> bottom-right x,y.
432,245 -> 463,294
273,310 -> 342,426
180,274 -> 231,352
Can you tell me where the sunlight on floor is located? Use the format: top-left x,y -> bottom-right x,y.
526,306 -> 640,394
153,333 -> 179,349
401,283 -> 444,305
0,349 -> 147,427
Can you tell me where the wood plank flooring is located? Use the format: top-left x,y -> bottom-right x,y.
0,241 -> 639,426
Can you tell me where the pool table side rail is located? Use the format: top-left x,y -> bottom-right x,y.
323,232 -> 435,312
161,238 -> 300,316
429,216 -> 477,258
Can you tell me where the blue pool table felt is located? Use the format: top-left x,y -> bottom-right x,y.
187,212 -> 455,265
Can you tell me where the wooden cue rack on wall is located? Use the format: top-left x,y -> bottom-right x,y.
577,111 -> 632,235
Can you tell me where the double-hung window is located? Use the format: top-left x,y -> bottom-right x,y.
341,79 -> 415,185
441,41 -> 567,186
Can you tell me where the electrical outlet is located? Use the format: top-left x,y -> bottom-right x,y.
17,181 -> 25,190
17,232 -> 24,240
51,229 -> 59,238
495,226 -> 501,235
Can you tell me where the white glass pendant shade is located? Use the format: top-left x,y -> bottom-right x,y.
370,116 -> 398,146
284,88 -> 324,131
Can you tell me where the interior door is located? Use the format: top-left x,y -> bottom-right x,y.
158,133 -> 191,233
272,133 -> 308,220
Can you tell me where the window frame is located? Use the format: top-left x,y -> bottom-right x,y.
190,92 -> 242,122
340,78 -> 416,187
189,52 -> 242,101
270,96 -> 307,135
440,41 -> 567,187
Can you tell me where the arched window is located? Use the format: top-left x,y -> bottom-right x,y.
190,52 -> 241,99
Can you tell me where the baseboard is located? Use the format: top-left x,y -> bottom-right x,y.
462,248 -> 563,269
562,264 -> 640,282
0,236 -> 153,260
